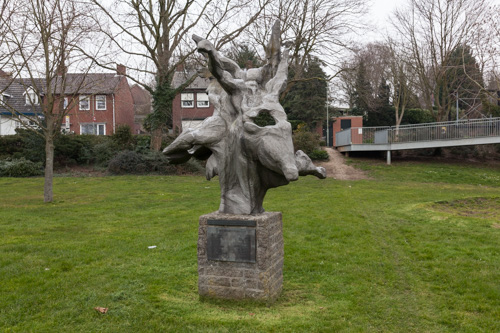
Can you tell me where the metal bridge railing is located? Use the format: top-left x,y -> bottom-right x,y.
335,118 -> 500,146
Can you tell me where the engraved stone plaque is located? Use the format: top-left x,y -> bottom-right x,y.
207,220 -> 256,263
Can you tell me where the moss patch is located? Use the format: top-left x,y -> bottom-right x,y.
431,197 -> 500,220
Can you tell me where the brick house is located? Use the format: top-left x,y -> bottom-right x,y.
130,84 -> 152,134
0,65 -> 136,136
60,65 -> 135,135
0,75 -> 45,135
171,69 -> 213,133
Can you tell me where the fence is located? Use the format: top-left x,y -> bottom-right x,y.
335,118 -> 500,146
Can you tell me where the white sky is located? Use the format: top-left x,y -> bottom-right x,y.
366,0 -> 500,41
361,0 -> 405,42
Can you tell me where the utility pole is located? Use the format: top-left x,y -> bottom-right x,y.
456,91 -> 459,122
326,84 -> 330,147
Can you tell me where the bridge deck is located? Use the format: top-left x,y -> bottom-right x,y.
335,118 -> 500,164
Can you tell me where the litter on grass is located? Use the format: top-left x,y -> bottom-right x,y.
94,307 -> 108,314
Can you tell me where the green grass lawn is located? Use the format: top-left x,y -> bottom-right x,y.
1,160 -> 499,332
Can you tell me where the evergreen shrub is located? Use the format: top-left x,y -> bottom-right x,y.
293,130 -> 321,156
54,134 -> 97,166
112,125 -> 134,150
92,139 -> 121,167
16,129 -> 45,163
107,150 -> 204,175
0,135 -> 23,158
108,151 -> 148,174
308,149 -> 329,160
135,135 -> 151,153
0,158 -> 43,177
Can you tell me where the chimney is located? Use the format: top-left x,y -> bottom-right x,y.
176,63 -> 184,72
56,63 -> 67,76
0,69 -> 12,78
117,64 -> 126,76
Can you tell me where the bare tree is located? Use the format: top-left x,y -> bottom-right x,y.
391,0 -> 490,121
245,0 -> 368,99
384,39 -> 415,135
337,43 -> 394,114
464,5 -> 500,113
0,0 -> 101,202
90,0 -> 270,150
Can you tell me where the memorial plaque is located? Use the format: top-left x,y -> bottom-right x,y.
207,220 -> 256,263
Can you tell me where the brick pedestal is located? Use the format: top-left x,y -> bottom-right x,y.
198,212 -> 283,302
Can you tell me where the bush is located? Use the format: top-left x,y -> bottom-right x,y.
107,151 -> 175,175
288,120 -> 303,131
107,150 -> 205,175
108,151 -> 148,174
54,134 -> 98,166
112,125 -> 134,150
92,138 -> 121,167
403,108 -> 435,124
0,158 -> 43,177
16,129 -> 45,163
293,130 -> 321,156
180,159 -> 205,175
308,149 -> 329,160
141,151 -> 176,174
0,135 -> 24,158
252,111 -> 276,127
134,135 -> 151,153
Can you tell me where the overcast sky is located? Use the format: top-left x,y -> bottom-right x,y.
362,0 -> 404,42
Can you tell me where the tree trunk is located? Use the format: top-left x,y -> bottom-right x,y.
151,128 -> 163,151
44,135 -> 55,203
394,105 -> 405,142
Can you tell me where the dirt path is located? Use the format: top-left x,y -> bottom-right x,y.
315,148 -> 370,180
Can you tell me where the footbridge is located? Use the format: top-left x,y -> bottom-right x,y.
335,117 -> 500,164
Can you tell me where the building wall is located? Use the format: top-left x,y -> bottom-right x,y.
172,89 -> 214,133
63,77 -> 134,135
0,115 -> 19,135
130,84 -> 152,134
66,94 -> 115,135
114,76 -> 135,132
332,116 -> 363,146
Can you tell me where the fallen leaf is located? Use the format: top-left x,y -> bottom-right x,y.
94,307 -> 108,314
249,313 -> 255,316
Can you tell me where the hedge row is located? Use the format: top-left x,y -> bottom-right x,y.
0,158 -> 43,177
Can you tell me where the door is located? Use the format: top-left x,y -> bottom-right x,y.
340,119 -> 351,131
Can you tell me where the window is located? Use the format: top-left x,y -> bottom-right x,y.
197,93 -> 209,108
61,115 -> 70,132
0,93 -> 9,105
63,97 -> 68,109
96,95 -> 106,110
181,93 -> 194,108
80,123 -> 105,135
79,95 -> 90,110
25,88 -> 39,105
